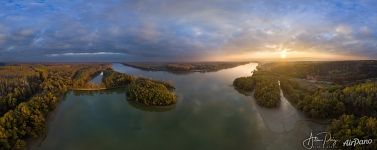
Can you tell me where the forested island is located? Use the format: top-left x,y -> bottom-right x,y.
234,61 -> 377,149
0,64 -> 176,149
233,71 -> 280,108
123,61 -> 250,73
102,69 -> 177,106
127,79 -> 177,106
233,76 -> 255,94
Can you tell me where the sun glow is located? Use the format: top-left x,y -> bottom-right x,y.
206,50 -> 366,61
280,50 -> 287,59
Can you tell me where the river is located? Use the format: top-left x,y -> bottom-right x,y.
33,63 -> 325,150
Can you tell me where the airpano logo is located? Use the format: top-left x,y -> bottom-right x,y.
302,132 -> 374,149
343,138 -> 373,147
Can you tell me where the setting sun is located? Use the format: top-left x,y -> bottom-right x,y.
280,50 -> 287,59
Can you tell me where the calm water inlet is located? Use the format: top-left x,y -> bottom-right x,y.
35,63 -> 324,150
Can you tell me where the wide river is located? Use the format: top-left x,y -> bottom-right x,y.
34,63 -> 325,150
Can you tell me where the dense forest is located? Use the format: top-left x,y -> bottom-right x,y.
102,69 -> 174,89
328,115 -> 377,150
101,70 -> 177,106
0,65 -> 43,116
233,76 -> 255,93
253,72 -> 280,108
280,78 -> 345,118
102,69 -> 136,88
71,65 -> 110,88
233,71 -> 280,108
343,82 -> 377,117
262,60 -> 377,84
280,75 -> 377,119
127,79 -> 177,106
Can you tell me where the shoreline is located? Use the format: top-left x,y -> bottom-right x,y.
27,93 -> 68,150
69,86 -> 126,91
122,62 -> 251,74
69,87 -> 109,91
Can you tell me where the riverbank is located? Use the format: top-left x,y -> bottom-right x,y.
27,93 -> 68,150
69,87 -> 113,91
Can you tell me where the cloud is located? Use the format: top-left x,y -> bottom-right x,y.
335,25 -> 352,35
46,52 -> 128,57
0,0 -> 376,61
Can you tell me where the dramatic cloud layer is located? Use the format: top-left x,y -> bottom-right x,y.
0,0 -> 376,62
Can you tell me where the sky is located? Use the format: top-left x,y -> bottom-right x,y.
0,0 -> 376,62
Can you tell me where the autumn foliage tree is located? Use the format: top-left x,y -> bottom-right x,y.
127,79 -> 177,106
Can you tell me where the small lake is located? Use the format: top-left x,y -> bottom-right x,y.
34,63 -> 325,150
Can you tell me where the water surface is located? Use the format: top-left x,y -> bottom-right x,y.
90,71 -> 103,84
35,63 -> 324,150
